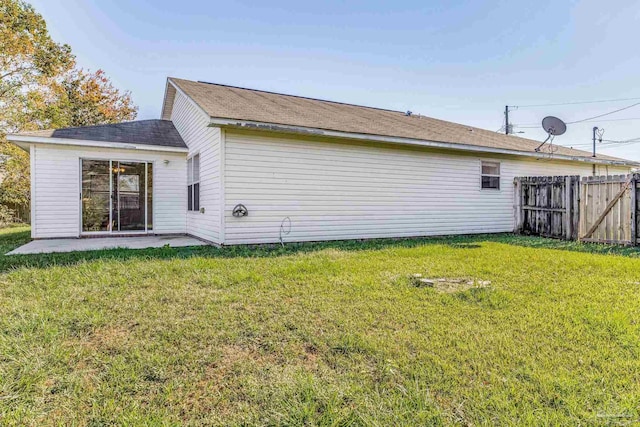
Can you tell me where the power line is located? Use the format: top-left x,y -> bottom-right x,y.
565,102 -> 640,124
597,140 -> 640,148
502,101 -> 640,151
602,137 -> 640,144
513,96 -> 640,108
515,116 -> 640,127
514,101 -> 640,127
608,139 -> 640,146
561,137 -> 640,149
515,124 -> 546,129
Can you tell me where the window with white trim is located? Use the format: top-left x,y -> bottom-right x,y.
481,161 -> 500,189
187,154 -> 200,211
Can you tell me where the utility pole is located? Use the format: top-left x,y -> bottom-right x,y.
504,105 -> 510,135
592,126 -> 598,157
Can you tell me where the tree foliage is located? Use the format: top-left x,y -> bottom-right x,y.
0,144 -> 28,206
56,69 -> 137,127
26,69 -> 138,130
0,0 -> 138,213
0,0 -> 74,134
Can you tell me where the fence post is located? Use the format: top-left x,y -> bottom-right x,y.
564,176 -> 572,240
632,174 -> 638,246
514,177 -> 522,233
572,176 -> 580,240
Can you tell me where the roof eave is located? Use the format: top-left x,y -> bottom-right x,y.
207,117 -> 639,168
6,134 -> 189,153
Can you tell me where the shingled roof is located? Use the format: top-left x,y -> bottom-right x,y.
15,120 -> 187,149
166,77 -> 628,163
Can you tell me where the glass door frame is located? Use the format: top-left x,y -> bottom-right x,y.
80,158 -> 154,235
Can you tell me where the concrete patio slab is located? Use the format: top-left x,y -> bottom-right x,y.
6,235 -> 209,255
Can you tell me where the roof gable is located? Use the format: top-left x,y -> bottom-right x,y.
161,81 -> 177,120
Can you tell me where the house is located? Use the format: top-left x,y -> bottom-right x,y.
7,77 -> 638,245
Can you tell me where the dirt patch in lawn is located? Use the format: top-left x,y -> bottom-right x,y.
62,325 -> 131,354
409,274 -> 491,293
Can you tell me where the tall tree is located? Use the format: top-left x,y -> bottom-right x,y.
0,0 -> 74,210
0,0 -> 137,218
0,0 -> 74,131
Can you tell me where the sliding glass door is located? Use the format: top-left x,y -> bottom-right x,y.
82,160 -> 111,232
81,159 -> 153,233
113,161 -> 152,231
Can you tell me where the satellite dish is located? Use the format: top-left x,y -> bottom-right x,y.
535,116 -> 567,152
541,116 -> 567,136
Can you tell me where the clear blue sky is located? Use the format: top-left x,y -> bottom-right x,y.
29,0 -> 640,160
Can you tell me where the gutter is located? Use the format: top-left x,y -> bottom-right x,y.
6,134 -> 189,154
208,117 -> 640,168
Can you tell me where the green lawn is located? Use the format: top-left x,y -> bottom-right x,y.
1,226 -> 639,426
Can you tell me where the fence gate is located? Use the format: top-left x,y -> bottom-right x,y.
514,176 -> 580,240
579,174 -> 639,245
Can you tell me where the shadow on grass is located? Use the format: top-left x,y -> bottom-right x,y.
2,227 -> 640,273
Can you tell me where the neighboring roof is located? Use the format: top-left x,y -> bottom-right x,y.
12,120 -> 187,149
167,77 -> 632,164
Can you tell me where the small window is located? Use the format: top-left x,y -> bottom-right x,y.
187,154 -> 200,211
481,161 -> 500,189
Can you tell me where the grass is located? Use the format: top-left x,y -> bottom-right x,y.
1,226 -> 639,425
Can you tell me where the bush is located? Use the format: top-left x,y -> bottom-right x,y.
0,204 -> 18,227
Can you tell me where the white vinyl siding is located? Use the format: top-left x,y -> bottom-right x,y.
31,144 -> 186,239
223,131 -> 630,245
170,89 -> 222,243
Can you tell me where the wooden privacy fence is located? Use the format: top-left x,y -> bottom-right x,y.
580,175 -> 638,245
513,176 -> 580,240
514,174 -> 640,245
